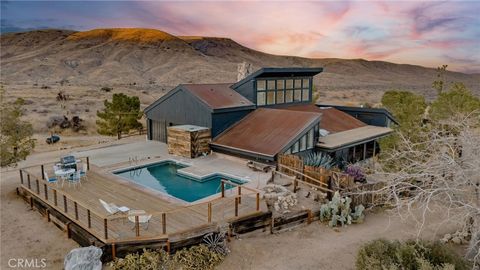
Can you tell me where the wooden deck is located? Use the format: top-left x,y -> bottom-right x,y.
19,160 -> 266,244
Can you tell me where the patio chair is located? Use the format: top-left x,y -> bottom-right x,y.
128,210 -> 152,230
67,171 -> 82,188
44,171 -> 58,186
99,199 -> 130,216
80,163 -> 88,180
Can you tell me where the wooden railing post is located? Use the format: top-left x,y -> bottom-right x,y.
87,210 -> 91,228
207,203 -> 212,223
44,184 -> 48,200
63,195 -> 68,213
238,186 -> 242,204
36,179 -> 40,194
104,219 -> 108,240
256,193 -> 260,211
29,196 -> 33,209
221,181 -> 225,198
74,202 -> 79,220
162,213 -> 167,234
111,243 -> 116,259
293,179 -> 298,193
41,165 -> 45,180
86,157 -> 90,170
53,190 -> 58,206
27,174 -> 31,189
20,170 -> 24,185
234,197 -> 239,217
135,216 -> 140,237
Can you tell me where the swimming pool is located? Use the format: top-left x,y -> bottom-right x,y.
114,161 -> 244,202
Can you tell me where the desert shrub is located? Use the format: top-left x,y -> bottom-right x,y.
110,245 -> 224,270
344,165 -> 365,182
302,152 -> 335,169
319,191 -> 364,227
101,86 -> 112,92
356,239 -> 470,270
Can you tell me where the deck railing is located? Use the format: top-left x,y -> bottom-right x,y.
18,161 -> 262,244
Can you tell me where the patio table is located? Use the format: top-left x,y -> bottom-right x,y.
55,168 -> 75,186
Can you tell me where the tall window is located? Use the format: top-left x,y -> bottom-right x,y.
256,77 -> 310,106
284,126 -> 316,154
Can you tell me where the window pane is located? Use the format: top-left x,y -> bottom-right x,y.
294,90 -> 302,102
292,141 -> 299,153
285,90 -> 293,102
257,91 -> 266,105
300,135 -> 307,151
294,79 -> 302,89
286,79 -> 293,89
276,90 -> 285,104
303,79 -> 310,88
302,89 -> 310,101
267,80 -> 275,90
267,91 -> 275,105
284,148 -> 291,155
307,129 -> 314,148
277,80 -> 284,90
257,80 -> 266,91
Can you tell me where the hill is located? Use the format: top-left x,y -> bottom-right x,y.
2,28 -> 479,98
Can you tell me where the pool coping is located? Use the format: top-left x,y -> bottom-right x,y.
110,159 -> 250,205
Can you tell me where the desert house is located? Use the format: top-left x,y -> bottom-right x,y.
145,67 -> 395,163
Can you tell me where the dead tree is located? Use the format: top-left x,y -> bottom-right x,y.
370,112 -> 480,265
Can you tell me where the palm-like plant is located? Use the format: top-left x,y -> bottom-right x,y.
303,152 -> 335,169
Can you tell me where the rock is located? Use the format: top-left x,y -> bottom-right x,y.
444,233 -> 452,240
64,246 -> 102,270
451,237 -> 462,245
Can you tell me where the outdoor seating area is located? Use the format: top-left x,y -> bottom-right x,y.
44,155 -> 88,188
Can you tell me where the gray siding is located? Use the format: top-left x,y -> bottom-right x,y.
211,109 -> 253,138
146,89 -> 212,133
233,80 -> 255,103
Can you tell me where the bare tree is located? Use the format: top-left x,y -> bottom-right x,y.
371,112 -> 480,266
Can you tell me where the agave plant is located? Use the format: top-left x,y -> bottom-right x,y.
303,152 -> 335,169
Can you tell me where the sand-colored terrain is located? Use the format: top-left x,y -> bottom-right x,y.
0,137 -> 465,269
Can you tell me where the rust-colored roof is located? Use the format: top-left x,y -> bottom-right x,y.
182,83 -> 254,110
211,108 -> 320,158
283,104 -> 366,133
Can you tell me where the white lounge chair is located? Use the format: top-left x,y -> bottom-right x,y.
128,210 -> 152,230
99,199 -> 129,215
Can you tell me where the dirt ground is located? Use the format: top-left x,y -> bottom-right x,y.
0,136 -> 466,270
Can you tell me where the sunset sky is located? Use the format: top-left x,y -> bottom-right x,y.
1,1 -> 479,73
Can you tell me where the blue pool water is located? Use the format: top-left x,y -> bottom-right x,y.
114,161 -> 243,202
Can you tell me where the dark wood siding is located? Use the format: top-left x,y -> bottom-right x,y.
211,109 -> 253,138
233,80 -> 255,103
145,89 -> 212,142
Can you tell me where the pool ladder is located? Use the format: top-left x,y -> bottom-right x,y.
128,156 -> 142,177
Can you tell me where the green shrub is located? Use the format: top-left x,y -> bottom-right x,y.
173,244 -> 224,270
356,239 -> 470,270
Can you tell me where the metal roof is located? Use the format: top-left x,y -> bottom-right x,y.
317,104 -> 399,125
232,67 -> 324,89
282,104 -> 366,133
211,108 -> 321,159
144,83 -> 255,114
182,83 -> 254,110
317,125 -> 393,150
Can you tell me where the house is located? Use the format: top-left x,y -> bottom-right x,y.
145,67 -> 394,163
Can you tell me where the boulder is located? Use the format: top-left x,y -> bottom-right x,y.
64,246 -> 102,270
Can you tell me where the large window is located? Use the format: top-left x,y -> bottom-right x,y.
256,77 -> 311,106
283,126 -> 317,154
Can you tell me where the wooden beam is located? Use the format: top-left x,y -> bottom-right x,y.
36,179 -> 40,194
256,193 -> 260,211
20,170 -> 24,184
44,183 -> 48,200
74,202 -> 79,220
27,174 -> 31,189
87,210 -> 91,228
221,181 -> 225,198
41,165 -> 45,180
111,243 -> 116,259
238,186 -> 242,204
104,219 -> 108,240
53,190 -> 57,206
207,203 -> 212,223
63,195 -> 68,213
135,216 -> 140,237
363,143 -> 367,160
86,157 -> 90,170
162,213 -> 167,234
235,197 -> 239,217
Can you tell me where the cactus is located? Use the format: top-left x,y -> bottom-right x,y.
303,152 -> 335,169
319,191 -> 365,227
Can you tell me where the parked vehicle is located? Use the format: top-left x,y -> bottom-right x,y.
46,134 -> 60,144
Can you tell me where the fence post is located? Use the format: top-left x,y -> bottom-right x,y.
41,165 -> 45,180
135,216 -> 140,237
104,219 -> 108,240
293,179 -> 298,193
44,184 -> 48,200
63,195 -> 68,213
74,202 -> 79,220
36,179 -> 40,194
86,157 -> 90,170
53,190 -> 58,206
27,174 -> 31,189
208,203 -> 212,223
162,213 -> 167,234
111,243 -> 116,260
256,193 -> 260,211
238,186 -> 242,204
234,197 -> 239,217
221,181 -> 225,198
87,210 -> 91,228
29,196 -> 33,209
20,170 -> 24,185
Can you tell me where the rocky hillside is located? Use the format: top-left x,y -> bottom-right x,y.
1,28 -> 479,98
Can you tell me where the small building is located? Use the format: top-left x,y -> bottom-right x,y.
145,67 -> 395,163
